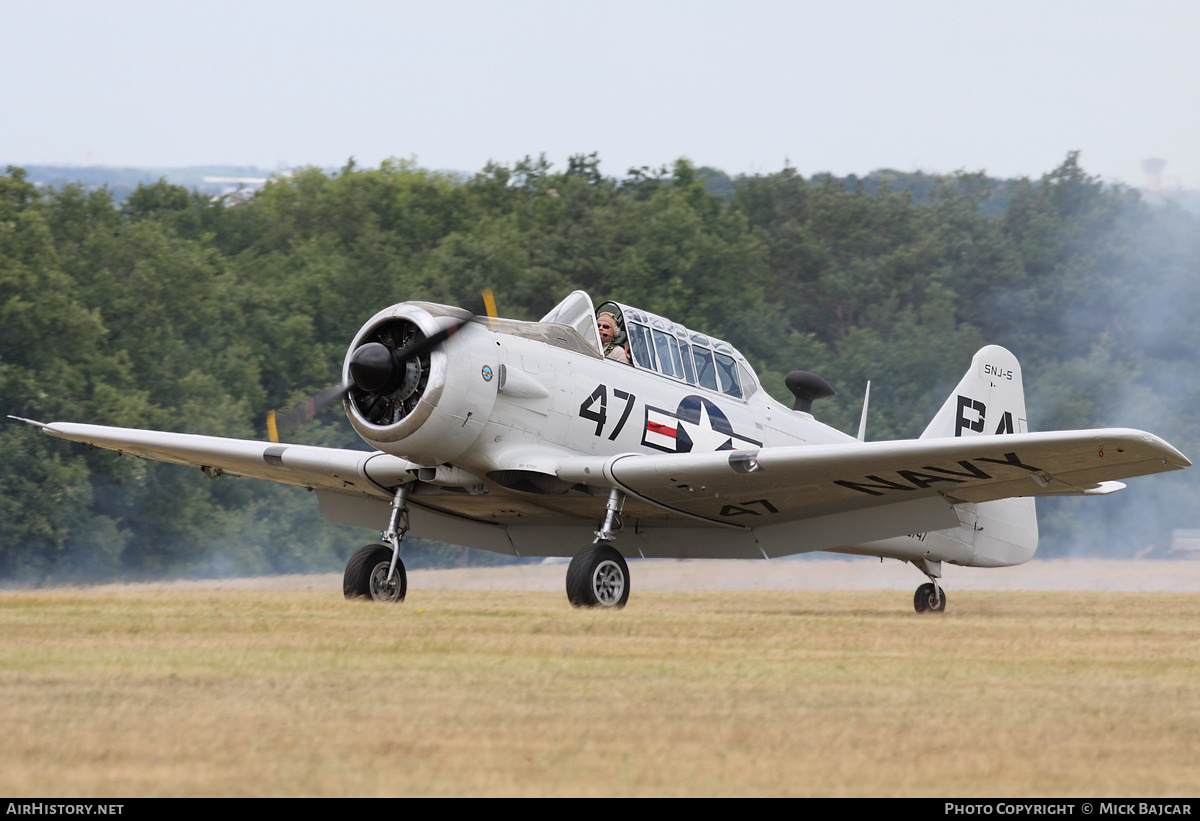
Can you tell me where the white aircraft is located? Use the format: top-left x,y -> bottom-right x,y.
12,290 -> 1190,611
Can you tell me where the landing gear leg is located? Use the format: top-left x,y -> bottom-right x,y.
565,488 -> 631,608
912,558 -> 945,613
594,487 -> 624,544
343,484 -> 410,602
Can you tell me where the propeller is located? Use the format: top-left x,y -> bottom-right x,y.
267,290 -> 498,442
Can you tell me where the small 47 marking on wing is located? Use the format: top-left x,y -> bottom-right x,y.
719,499 -> 779,517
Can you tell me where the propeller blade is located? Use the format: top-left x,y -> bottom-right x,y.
396,316 -> 470,361
267,382 -> 351,442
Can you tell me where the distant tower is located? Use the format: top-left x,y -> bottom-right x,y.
1142,158 -> 1166,192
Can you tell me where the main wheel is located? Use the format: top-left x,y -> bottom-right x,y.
344,545 -> 406,602
566,544 -> 630,608
914,582 -> 946,613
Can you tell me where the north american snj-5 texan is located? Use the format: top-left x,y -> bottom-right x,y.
11,290 -> 1191,611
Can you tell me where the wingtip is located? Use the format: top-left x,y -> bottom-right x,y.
7,415 -> 48,429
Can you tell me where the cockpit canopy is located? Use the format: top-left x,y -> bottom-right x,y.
541,291 -> 759,400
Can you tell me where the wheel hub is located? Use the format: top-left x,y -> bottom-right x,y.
592,559 -> 626,607
369,561 -> 403,602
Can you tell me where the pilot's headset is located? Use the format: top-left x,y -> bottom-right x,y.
611,314 -> 627,347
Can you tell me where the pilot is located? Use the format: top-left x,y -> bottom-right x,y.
597,312 -> 630,364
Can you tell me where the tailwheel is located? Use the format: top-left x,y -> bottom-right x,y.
344,545 -> 407,603
913,582 -> 946,613
566,544 -> 630,608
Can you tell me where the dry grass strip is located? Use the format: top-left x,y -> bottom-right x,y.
2,587 -> 1198,796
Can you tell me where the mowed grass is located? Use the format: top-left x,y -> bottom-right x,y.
1,586 -> 1198,796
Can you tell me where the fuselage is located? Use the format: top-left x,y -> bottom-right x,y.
344,296 -> 853,481
320,293 -> 1031,568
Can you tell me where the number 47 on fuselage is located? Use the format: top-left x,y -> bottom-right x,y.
14,290 -> 1189,612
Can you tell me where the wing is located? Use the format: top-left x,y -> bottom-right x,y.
559,427 -> 1189,523
551,427 -> 1189,560
23,420 -> 415,501
16,417 -> 1189,562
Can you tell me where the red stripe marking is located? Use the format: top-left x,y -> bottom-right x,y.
646,421 -> 677,438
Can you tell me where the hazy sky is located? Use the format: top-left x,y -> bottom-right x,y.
4,0 -> 1198,188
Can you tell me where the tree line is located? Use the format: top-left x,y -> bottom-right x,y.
2,152 -> 1198,581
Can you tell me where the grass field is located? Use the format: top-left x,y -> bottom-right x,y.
2,584 -> 1198,796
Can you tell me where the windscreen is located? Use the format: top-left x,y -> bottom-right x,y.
540,290 -> 600,352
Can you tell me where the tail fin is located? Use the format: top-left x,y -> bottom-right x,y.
923,345 -> 1038,566
922,345 -> 1028,439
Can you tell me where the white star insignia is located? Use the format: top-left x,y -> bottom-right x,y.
677,402 -> 734,452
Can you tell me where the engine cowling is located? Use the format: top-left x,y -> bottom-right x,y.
343,302 -> 498,465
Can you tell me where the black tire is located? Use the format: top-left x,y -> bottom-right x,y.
344,545 -> 406,602
914,582 -> 946,613
565,544 -> 630,608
